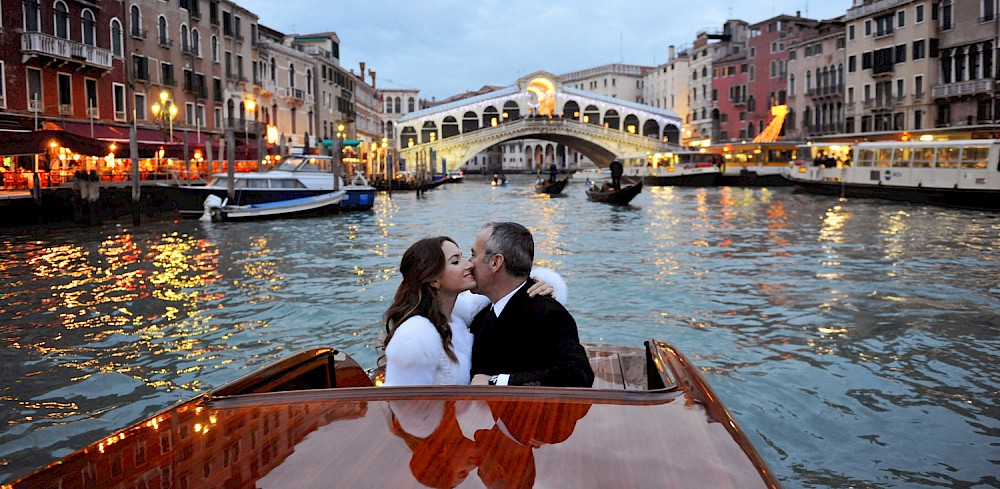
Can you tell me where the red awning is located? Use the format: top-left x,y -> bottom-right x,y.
0,129 -> 113,156
58,122 -> 130,141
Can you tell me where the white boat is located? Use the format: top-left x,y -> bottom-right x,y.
160,155 -> 375,216
199,190 -> 347,222
710,142 -> 799,186
619,151 -> 721,186
786,139 -> 1000,210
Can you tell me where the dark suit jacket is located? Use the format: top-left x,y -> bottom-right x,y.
470,281 -> 594,387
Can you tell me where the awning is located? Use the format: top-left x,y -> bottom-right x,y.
0,129 -> 113,156
58,121 -> 130,141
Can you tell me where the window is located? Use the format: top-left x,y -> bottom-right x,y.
0,62 -> 5,108
24,0 -> 40,32
984,0 -> 996,21
132,54 -> 149,80
941,2 -> 952,29
27,67 -> 42,110
214,106 -> 222,128
915,75 -> 924,97
158,16 -> 168,45
85,78 -> 97,114
848,24 -> 855,40
913,39 -> 925,59
916,4 -> 924,23
896,79 -> 904,98
58,73 -> 71,108
54,1 -> 69,39
181,24 -> 189,52
848,55 -> 857,72
81,9 -> 96,45
110,19 -> 123,56
895,44 -> 906,63
113,82 -> 125,120
129,5 -> 141,37
865,19 -> 871,36
135,93 -> 146,120
211,35 -> 218,62
408,97 -> 415,112
897,10 -> 905,27
185,102 -> 194,124
191,29 -> 200,57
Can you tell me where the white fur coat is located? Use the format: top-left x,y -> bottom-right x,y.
383,267 -> 567,386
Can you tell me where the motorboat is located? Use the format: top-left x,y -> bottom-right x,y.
708,142 -> 799,186
786,139 -> 1000,211
618,151 -> 721,186
586,179 -> 643,205
6,339 -> 782,488
159,155 -> 375,217
199,190 -> 347,222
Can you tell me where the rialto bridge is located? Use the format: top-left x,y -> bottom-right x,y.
396,71 -> 682,170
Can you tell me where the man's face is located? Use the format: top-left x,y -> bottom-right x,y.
469,228 -> 493,295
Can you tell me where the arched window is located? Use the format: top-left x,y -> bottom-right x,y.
157,16 -> 167,45
24,0 -> 41,32
54,1 -> 69,39
211,35 -> 218,62
408,97 -> 415,112
191,28 -> 200,57
394,97 -> 401,113
129,5 -> 140,37
180,24 -> 189,52
110,18 -> 123,56
81,9 -> 96,45
270,58 -> 276,82
385,98 -> 392,113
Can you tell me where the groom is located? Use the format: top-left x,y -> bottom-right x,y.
468,221 -> 593,387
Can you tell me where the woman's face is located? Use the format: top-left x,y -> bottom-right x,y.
434,240 -> 475,294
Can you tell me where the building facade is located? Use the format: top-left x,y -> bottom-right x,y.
844,0 -> 940,136
931,0 -> 999,130
689,19 -> 750,142
785,18 -> 848,140
560,64 -> 651,105
643,46 -> 692,142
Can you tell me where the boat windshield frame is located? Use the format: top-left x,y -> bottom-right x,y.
274,155 -> 335,172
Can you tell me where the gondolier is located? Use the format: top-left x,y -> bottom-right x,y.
610,159 -> 623,191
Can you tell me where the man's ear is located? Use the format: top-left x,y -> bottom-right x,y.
491,254 -> 504,272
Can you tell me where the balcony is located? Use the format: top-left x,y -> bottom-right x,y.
158,37 -> 173,48
131,28 -> 147,40
59,104 -> 72,116
731,96 -> 747,106
932,79 -> 996,99
87,107 -> 99,119
20,32 -> 112,70
226,118 -> 264,135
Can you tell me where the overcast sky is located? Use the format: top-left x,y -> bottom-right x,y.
239,0 -> 852,101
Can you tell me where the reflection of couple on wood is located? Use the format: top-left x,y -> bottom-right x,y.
382,221 -> 594,388
389,398 -> 591,489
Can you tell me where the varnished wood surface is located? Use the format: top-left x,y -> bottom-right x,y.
10,341 -> 781,489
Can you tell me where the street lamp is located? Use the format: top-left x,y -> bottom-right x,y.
244,98 -> 256,159
150,90 -> 177,143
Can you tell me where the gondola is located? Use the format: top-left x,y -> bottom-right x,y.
534,176 -> 570,195
586,180 -> 643,205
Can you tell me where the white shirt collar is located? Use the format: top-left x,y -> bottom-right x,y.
492,280 -> 528,317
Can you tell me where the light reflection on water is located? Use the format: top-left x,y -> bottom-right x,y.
1,177 -> 998,488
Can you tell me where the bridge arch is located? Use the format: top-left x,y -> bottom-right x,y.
397,71 -> 681,170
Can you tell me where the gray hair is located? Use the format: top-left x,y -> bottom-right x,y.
482,222 -> 534,278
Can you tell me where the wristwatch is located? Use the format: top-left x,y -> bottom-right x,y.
488,375 -> 499,385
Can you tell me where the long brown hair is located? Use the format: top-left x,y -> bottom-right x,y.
383,236 -> 458,362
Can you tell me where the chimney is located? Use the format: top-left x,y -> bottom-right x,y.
796,10 -> 801,17
368,70 -> 376,89
359,62 -> 366,83
668,45 -> 675,62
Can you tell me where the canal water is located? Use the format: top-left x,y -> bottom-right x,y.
1,175 -> 998,488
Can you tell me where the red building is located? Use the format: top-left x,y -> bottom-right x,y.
743,14 -> 818,141
712,52 -> 749,142
0,0 -> 128,134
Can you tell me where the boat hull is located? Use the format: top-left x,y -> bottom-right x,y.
641,172 -> 719,186
586,181 -> 643,205
534,177 -> 570,194
717,169 -> 793,186
214,191 -> 347,221
789,176 -> 1000,210
8,340 -> 781,489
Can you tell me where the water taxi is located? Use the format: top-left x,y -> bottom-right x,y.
708,142 -> 799,186
7,340 -> 781,489
159,155 -> 375,216
786,139 -> 1000,210
619,151 -> 721,186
